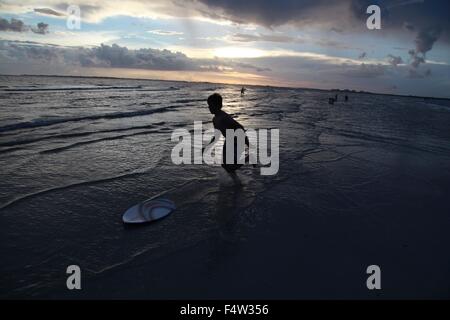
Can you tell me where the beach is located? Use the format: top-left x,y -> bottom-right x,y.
1,75 -> 449,298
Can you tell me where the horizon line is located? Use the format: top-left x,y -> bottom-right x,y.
1,73 -> 449,101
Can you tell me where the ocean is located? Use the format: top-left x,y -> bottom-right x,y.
1,75 -> 449,298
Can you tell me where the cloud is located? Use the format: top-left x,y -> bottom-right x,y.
350,0 -> 449,35
403,21 -> 415,32
387,54 -> 403,66
0,17 -> 27,32
0,41 -> 271,74
34,8 -> 65,17
0,17 -> 49,34
385,0 -> 425,10
414,26 -> 442,55
7,1 -> 184,24
196,0 -> 449,37
230,33 -> 299,43
314,39 -> 357,50
0,41 -> 194,70
229,32 -> 357,50
402,25 -> 442,71
2,0 -> 449,37
53,3 -> 101,19
2,40 -> 449,98
408,50 -> 424,68
147,29 -> 184,36
196,0 -> 352,29
88,44 -> 197,70
232,61 -> 271,72
330,27 -> 343,33
32,22 -> 49,35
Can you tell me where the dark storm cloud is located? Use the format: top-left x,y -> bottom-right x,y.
197,0 -> 450,38
196,0 -> 332,28
0,17 -> 49,34
414,26 -> 442,54
0,17 -> 27,32
350,0 -> 449,32
34,8 -> 65,17
387,54 -> 403,66
408,50 -> 424,68
350,0 -> 449,58
32,23 -> 49,35
406,26 -> 441,69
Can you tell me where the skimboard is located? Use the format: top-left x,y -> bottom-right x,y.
122,198 -> 175,224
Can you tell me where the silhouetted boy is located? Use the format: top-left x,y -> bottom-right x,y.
204,93 -> 250,175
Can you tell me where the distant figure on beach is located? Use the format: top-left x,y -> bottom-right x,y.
204,93 -> 250,180
241,87 -> 246,95
345,95 -> 348,102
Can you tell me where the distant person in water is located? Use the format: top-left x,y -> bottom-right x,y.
205,93 -> 250,176
335,94 -> 338,101
345,95 -> 348,102
241,87 -> 246,95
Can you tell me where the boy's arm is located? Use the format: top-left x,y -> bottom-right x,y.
224,113 -> 245,130
226,115 -> 250,146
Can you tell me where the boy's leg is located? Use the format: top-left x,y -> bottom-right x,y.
222,142 -> 243,185
222,140 -> 244,172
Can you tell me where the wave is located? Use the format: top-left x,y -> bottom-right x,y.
0,122 -> 167,149
40,129 -> 163,154
1,85 -> 144,92
0,106 -> 179,133
173,98 -> 205,103
316,124 -> 450,156
0,169 -> 156,211
138,87 -> 180,92
201,87 -> 223,91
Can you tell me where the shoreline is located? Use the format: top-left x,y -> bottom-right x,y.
1,73 -> 450,101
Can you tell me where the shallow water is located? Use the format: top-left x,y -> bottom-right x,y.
1,75 -> 449,298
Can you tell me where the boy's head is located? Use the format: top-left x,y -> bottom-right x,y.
207,93 -> 222,114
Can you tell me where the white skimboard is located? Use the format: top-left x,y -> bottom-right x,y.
122,198 -> 175,224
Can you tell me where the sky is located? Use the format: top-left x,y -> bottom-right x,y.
0,0 -> 449,98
